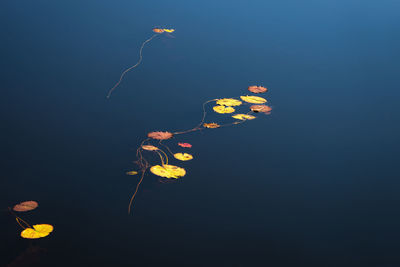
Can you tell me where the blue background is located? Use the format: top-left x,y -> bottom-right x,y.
1,1 -> 400,266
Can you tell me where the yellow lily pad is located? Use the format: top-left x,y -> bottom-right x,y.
21,224 -> 53,239
240,95 -> 267,104
141,145 -> 158,151
174,153 -> 193,161
213,105 -> 235,114
150,164 -> 186,179
216,98 -> 242,106
232,114 -> 256,120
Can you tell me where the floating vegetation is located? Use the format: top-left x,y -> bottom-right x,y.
178,142 -> 192,148
150,164 -> 186,179
248,85 -> 267,93
240,95 -> 267,104
250,104 -> 272,114
126,83 -> 273,214
8,201 -> 54,239
203,123 -> 220,128
106,28 -> 273,215
13,201 -> 38,212
213,105 -> 235,114
173,153 -> 193,161
232,114 -> 256,120
20,224 -> 54,239
216,98 -> 242,106
147,131 -> 173,140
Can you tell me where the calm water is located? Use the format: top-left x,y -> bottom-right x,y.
1,1 -> 400,266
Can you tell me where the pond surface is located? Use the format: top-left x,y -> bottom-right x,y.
1,1 -> 400,266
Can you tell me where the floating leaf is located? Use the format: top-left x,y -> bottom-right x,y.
163,29 -> 175,33
147,131 -> 173,140
126,171 -> 138,175
216,98 -> 242,106
21,224 -> 53,239
141,145 -> 158,151
240,95 -> 267,104
248,86 -> 267,93
250,105 -> 272,113
232,114 -> 256,120
152,28 -> 164,33
150,164 -> 186,179
13,201 -> 38,212
213,105 -> 235,114
178,143 -> 192,148
174,153 -> 193,161
203,123 -> 220,128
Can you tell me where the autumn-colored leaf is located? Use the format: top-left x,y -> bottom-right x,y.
13,201 -> 38,212
178,143 -> 192,148
141,145 -> 158,151
250,105 -> 272,113
21,224 -> 53,239
147,131 -> 173,140
232,114 -> 256,120
150,164 -> 186,179
213,105 -> 235,114
126,171 -> 138,175
174,153 -> 193,161
240,95 -> 267,104
152,28 -> 164,33
163,29 -> 175,33
248,86 -> 267,93
216,98 -> 242,106
203,123 -> 220,129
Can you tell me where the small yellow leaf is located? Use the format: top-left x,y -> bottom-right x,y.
150,164 -> 186,179
174,153 -> 193,161
232,114 -> 256,120
126,171 -> 138,175
216,98 -> 242,106
240,95 -> 267,104
141,145 -> 158,151
213,105 -> 235,114
163,29 -> 175,33
21,224 -> 53,239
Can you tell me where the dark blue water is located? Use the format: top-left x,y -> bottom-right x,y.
1,1 -> 400,266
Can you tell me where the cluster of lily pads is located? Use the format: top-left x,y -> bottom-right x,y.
9,201 -> 53,239
127,85 -> 271,213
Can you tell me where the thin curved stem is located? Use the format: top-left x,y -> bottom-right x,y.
173,99 -> 217,135
158,149 -> 169,165
128,169 -> 146,214
155,150 -> 165,165
15,217 -> 31,229
159,141 -> 175,157
107,34 -> 159,98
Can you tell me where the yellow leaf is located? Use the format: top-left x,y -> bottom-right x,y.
150,164 -> 186,179
232,114 -> 256,120
240,95 -> 267,104
141,145 -> 158,151
174,153 -> 193,161
163,29 -> 175,33
213,105 -> 235,114
126,171 -> 138,175
21,224 -> 53,239
216,98 -> 242,106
